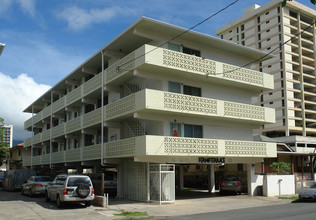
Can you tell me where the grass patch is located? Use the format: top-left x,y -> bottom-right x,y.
114,212 -> 148,217
279,196 -> 299,200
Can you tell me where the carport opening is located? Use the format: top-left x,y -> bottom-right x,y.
175,164 -> 248,199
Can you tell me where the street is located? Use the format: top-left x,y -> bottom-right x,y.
164,201 -> 316,220
1,188 -> 315,220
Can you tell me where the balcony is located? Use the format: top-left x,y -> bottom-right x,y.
105,44 -> 274,91
104,135 -> 277,159
23,136 -> 276,167
24,73 -> 103,130
24,108 -> 102,147
23,144 -> 101,167
105,89 -> 275,124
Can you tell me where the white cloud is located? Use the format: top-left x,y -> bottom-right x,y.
16,0 -> 36,17
57,6 -> 137,31
0,72 -> 51,140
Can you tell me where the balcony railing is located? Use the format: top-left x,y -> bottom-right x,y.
25,44 -> 274,131
23,144 -> 101,166
24,108 -> 102,147
24,74 -> 103,130
106,89 -> 275,124
104,135 -> 277,158
105,44 -> 274,91
23,136 -> 276,167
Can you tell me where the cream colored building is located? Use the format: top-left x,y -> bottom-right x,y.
216,0 -> 316,180
23,17 -> 276,201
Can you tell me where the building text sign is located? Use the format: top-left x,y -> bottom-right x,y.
199,157 -> 225,164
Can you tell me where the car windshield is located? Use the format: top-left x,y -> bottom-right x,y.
223,176 -> 238,181
35,176 -> 52,182
67,177 -> 91,187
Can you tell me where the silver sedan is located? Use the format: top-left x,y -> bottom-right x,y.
299,184 -> 316,200
21,176 -> 53,197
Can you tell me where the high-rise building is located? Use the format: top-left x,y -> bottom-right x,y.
2,125 -> 13,148
216,0 -> 316,180
23,17 -> 276,201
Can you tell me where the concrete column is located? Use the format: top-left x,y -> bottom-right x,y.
93,165 -> 100,173
80,134 -> 85,148
208,164 -> 215,193
117,161 -> 124,198
76,166 -> 83,174
61,167 -> 68,174
247,163 -> 255,196
179,165 -> 184,190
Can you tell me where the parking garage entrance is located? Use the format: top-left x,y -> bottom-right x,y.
175,163 -> 248,199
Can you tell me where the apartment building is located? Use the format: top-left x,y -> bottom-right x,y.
216,0 -> 316,180
1,125 -> 13,148
23,17 -> 276,202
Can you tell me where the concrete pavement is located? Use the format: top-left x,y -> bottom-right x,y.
95,193 -> 295,219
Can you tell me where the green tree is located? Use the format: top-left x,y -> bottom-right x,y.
0,117 -> 9,166
270,161 -> 291,175
282,0 -> 316,7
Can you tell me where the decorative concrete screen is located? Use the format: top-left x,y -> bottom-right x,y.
149,164 -> 175,204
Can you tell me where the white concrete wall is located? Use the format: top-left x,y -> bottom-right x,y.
247,164 -> 264,196
263,175 -> 295,196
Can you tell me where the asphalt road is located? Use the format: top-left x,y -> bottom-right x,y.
164,201 -> 316,220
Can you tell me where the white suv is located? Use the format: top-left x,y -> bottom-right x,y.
45,174 -> 95,208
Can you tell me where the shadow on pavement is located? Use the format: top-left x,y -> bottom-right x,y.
0,187 -> 91,210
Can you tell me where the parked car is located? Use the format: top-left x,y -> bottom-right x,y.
0,171 -> 6,187
3,169 -> 36,191
45,174 -> 95,208
298,184 -> 316,200
219,175 -> 242,194
21,176 -> 53,197
89,172 -> 117,195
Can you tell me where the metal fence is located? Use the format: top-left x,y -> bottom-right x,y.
149,164 -> 175,204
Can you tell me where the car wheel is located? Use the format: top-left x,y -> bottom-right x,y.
56,195 -> 63,208
45,191 -> 50,202
76,184 -> 90,198
85,201 -> 91,207
29,189 -> 33,197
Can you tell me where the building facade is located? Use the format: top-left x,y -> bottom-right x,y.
216,0 -> 316,180
23,17 -> 277,201
2,125 -> 13,148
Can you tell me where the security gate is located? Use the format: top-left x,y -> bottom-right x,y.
149,164 -> 175,204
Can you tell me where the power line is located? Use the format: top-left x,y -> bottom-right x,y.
116,0 -> 239,72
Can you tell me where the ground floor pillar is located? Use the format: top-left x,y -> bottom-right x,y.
247,163 -> 255,196
76,166 -> 83,174
208,164 -> 215,193
179,165 -> 184,190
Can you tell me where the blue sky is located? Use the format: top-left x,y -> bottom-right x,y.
0,0 -> 310,141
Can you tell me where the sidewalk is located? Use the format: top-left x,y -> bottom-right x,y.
93,194 -> 294,219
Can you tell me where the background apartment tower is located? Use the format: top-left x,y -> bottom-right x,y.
217,0 -> 316,180
2,125 -> 13,148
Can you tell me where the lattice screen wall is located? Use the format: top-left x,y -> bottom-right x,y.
123,159 -> 148,201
